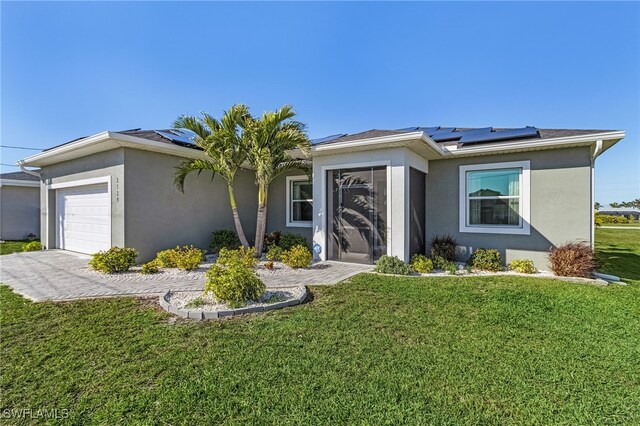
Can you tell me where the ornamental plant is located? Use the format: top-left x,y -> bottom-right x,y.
171,245 -> 205,271
468,249 -> 503,272
210,229 -> 241,254
430,234 -> 458,262
217,246 -> 258,269
140,261 -> 159,274
508,259 -> 537,274
89,247 -> 138,274
411,254 -> 433,273
548,241 -> 598,278
278,232 -> 309,251
22,241 -> 43,252
205,257 -> 265,308
374,255 -> 413,275
280,245 -> 312,269
265,245 -> 284,262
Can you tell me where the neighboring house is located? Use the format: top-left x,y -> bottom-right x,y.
598,207 -> 640,220
19,126 -> 624,268
0,171 -> 41,240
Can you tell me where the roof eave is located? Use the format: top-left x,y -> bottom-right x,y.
19,131 -> 207,167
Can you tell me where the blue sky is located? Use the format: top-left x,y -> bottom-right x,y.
2,1 -> 638,204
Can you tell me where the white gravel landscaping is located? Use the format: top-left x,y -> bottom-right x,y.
167,286 -> 307,312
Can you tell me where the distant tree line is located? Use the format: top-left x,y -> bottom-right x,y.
595,199 -> 640,210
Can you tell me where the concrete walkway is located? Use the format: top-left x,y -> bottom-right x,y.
0,250 -> 372,302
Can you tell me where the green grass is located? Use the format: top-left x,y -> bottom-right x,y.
596,228 -> 640,284
600,223 -> 640,228
0,240 -> 28,255
2,273 -> 639,424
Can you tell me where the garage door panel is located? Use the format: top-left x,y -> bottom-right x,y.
57,183 -> 111,254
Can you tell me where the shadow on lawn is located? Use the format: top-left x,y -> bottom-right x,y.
598,248 -> 640,281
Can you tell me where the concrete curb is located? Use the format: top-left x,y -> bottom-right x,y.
159,287 -> 308,321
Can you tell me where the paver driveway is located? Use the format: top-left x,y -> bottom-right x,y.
0,250 -> 372,301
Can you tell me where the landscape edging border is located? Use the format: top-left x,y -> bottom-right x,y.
159,287 -> 308,321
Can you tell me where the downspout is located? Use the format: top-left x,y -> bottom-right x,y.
591,140 -> 604,248
18,161 -> 41,178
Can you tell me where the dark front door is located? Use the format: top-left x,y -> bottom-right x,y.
327,167 -> 387,264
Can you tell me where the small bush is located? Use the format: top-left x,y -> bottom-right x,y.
374,255 -> 413,275
22,241 -> 43,252
509,259 -> 537,274
155,249 -> 177,268
548,241 -> 598,278
89,247 -> 138,274
205,259 -> 265,308
171,245 -> 205,271
432,256 -> 458,274
266,245 -> 284,262
411,254 -> 433,273
185,297 -> 205,308
279,233 -> 309,251
468,249 -> 503,272
140,261 -> 159,274
217,246 -> 258,269
263,231 -> 281,251
594,213 -> 630,225
280,245 -> 313,269
430,234 -> 458,261
264,261 -> 274,270
210,229 -> 241,254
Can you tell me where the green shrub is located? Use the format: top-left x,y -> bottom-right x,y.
430,234 -> 458,261
263,231 -> 281,251
509,259 -> 537,274
594,213 -> 630,225
185,297 -> 205,308
433,256 -> 458,274
217,246 -> 258,269
22,241 -> 43,252
155,249 -> 177,268
280,245 -> 313,269
140,261 -> 159,274
205,258 -> 265,308
210,229 -> 241,254
548,241 -> 598,278
89,247 -> 138,274
374,255 -> 413,275
171,245 -> 205,271
468,249 -> 503,272
265,245 -> 284,262
411,254 -> 433,273
278,232 -> 308,251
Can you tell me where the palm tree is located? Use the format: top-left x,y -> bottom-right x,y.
244,105 -> 311,253
173,105 -> 251,248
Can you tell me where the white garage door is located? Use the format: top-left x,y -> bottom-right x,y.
57,183 -> 111,254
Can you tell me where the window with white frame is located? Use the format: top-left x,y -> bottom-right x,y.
287,176 -> 312,227
459,161 -> 530,235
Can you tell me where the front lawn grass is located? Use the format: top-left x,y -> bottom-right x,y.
0,240 -> 28,255
2,272 -> 639,424
596,227 -> 640,284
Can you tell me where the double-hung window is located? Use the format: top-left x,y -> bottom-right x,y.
459,161 -> 530,235
286,176 -> 312,227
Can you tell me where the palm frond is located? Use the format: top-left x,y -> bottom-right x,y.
172,115 -> 210,141
273,159 -> 312,180
173,158 -> 217,192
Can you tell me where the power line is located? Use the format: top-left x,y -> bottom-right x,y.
0,145 -> 41,150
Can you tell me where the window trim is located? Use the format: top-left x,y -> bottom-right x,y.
459,160 -> 530,235
286,175 -> 313,228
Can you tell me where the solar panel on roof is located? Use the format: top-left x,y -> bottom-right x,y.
311,134 -> 347,145
155,129 -> 198,147
459,127 -> 538,145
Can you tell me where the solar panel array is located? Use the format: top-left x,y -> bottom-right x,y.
397,126 -> 539,145
311,134 -> 347,145
155,129 -> 199,147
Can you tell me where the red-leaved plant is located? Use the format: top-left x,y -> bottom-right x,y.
548,241 -> 599,278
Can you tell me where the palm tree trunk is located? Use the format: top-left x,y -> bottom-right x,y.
227,184 -> 250,248
254,184 -> 268,254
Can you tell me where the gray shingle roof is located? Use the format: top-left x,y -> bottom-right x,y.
0,171 -> 40,181
314,127 -> 618,146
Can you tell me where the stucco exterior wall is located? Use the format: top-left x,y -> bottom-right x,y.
123,148 -> 258,262
425,146 -> 593,269
39,149 -> 126,250
0,185 -> 40,240
265,172 -> 313,242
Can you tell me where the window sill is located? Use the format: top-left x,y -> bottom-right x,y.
286,221 -> 313,228
459,225 -> 530,235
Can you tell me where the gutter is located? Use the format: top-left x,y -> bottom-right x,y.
18,161 -> 41,178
